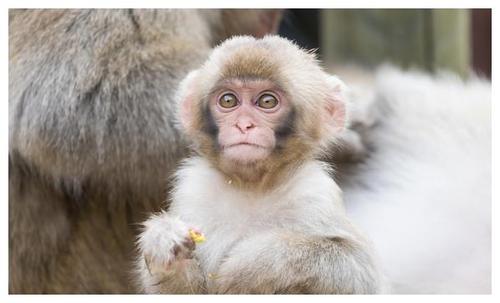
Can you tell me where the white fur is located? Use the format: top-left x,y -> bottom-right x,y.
343,66 -> 491,293
137,157 -> 383,293
137,36 -> 380,293
169,157 -> 346,276
135,212 -> 193,292
137,212 -> 191,266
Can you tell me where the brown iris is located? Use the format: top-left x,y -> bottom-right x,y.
218,93 -> 238,108
257,94 -> 278,109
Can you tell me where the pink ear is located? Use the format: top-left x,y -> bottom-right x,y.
324,76 -> 347,133
179,94 -> 193,131
177,71 -> 200,133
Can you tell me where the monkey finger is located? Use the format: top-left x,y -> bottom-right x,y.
172,240 -> 195,260
175,246 -> 194,260
182,237 -> 196,251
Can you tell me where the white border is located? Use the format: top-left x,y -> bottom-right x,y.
2,1 -> 497,303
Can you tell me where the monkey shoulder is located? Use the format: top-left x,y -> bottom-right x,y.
285,160 -> 342,202
278,160 -> 347,230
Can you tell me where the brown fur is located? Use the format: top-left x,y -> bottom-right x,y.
213,9 -> 282,42
220,49 -> 280,81
9,9 -> 282,293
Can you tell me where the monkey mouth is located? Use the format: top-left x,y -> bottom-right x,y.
222,142 -> 271,162
226,142 -> 264,149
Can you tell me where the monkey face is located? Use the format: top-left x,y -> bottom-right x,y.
208,78 -> 292,164
177,36 -> 347,186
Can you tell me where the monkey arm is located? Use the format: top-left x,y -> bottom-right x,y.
212,225 -> 382,294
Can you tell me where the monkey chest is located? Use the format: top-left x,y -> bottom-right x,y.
177,196 -> 296,276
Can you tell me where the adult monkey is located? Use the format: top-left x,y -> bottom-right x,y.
9,9 -> 282,294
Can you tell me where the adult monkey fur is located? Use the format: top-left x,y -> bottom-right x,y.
336,66 -> 491,293
135,36 -> 382,294
9,9 -> 282,294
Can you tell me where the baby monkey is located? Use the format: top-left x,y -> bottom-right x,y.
136,36 -> 382,294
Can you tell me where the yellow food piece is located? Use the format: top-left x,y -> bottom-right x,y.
189,229 -> 206,243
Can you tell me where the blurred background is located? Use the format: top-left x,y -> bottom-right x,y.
278,9 -> 491,79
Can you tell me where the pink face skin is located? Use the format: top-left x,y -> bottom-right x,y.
210,79 -> 290,164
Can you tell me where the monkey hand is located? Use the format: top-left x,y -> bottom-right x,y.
137,212 -> 198,276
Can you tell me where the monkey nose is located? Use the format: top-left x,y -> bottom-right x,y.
235,121 -> 255,133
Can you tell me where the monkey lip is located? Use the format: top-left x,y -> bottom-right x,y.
225,142 -> 264,149
222,142 -> 271,162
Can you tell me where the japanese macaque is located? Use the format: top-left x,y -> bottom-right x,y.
9,9 -> 282,293
135,36 -> 383,294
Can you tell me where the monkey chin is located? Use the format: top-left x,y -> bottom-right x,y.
222,143 -> 272,165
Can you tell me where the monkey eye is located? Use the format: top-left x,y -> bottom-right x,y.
257,94 -> 279,109
218,93 -> 239,108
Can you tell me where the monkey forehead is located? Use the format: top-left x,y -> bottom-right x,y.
209,78 -> 286,96
203,35 -> 326,86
